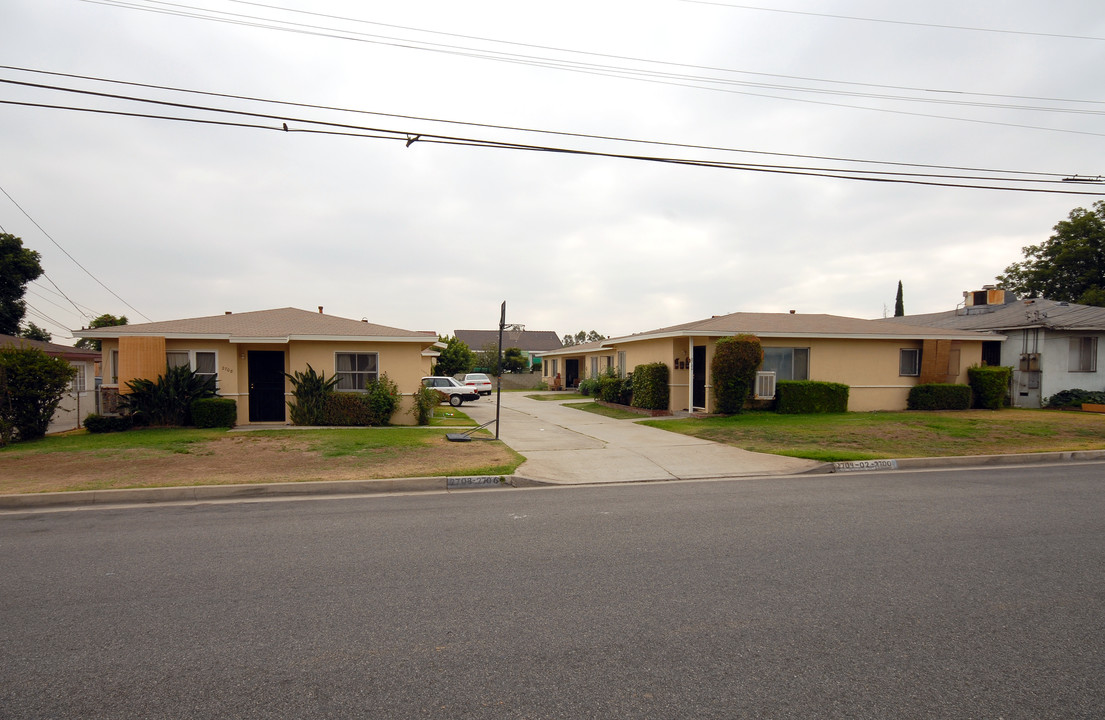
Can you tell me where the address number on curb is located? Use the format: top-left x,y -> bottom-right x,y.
447,476 -> 508,489
833,459 -> 899,472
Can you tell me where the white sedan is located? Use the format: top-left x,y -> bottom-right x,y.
462,373 -> 493,396
421,376 -> 481,406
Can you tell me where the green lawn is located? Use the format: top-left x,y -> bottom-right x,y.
527,393 -> 587,401
642,409 -> 1105,462
562,402 -> 646,420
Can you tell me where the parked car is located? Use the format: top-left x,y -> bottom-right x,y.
421,376 -> 480,406
462,373 -> 493,396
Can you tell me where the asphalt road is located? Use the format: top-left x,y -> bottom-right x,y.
2,463 -> 1104,719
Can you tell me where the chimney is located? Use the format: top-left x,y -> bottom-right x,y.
318,306 -> 323,314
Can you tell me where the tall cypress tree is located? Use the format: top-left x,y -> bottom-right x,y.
894,280 -> 905,317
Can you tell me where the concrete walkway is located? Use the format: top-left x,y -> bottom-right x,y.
462,392 -> 818,484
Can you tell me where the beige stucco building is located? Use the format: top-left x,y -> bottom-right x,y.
76,307 -> 440,426
538,311 -> 999,412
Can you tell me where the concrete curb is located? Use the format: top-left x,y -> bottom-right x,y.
806,448 -> 1105,475
0,475 -> 549,510
4,449 -> 1104,510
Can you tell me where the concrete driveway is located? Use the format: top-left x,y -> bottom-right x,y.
462,392 -> 819,484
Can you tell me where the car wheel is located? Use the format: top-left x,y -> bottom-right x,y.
449,394 -> 463,407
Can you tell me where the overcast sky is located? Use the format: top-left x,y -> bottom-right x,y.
3,0 -> 1104,344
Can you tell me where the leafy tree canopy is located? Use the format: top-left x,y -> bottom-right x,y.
19,322 -> 51,342
75,314 -> 128,351
561,330 -> 606,346
0,233 -> 44,336
502,347 -> 527,373
997,200 -> 1105,306
434,335 -> 476,377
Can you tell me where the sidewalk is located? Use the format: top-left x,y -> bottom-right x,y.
462,392 -> 819,484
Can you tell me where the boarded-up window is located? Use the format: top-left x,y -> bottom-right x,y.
1069,337 -> 1098,372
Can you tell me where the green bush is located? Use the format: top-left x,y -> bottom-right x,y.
122,364 -> 216,426
321,373 -> 400,426
286,364 -> 338,426
713,335 -> 763,414
967,366 -> 1011,409
411,384 -> 440,425
578,376 -> 601,397
775,381 -> 849,414
191,398 -> 237,428
1045,389 -> 1105,408
0,345 -> 78,443
907,383 -> 972,411
631,363 -> 670,410
599,375 -> 623,403
83,413 -> 134,433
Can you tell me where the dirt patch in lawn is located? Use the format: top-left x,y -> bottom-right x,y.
0,434 -> 518,494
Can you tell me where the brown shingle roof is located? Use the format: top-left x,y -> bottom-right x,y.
619,311 -> 996,341
880,298 -> 1105,332
75,308 -> 433,341
453,329 -> 564,352
0,334 -> 101,361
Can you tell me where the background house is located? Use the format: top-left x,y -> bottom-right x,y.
883,287 -> 1105,407
539,311 -> 996,412
453,329 -> 562,371
0,334 -> 101,432
76,307 -> 439,425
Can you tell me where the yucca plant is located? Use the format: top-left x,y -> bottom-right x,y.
122,364 -> 217,426
286,364 -> 338,425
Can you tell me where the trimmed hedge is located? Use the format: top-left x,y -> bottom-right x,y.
83,413 -> 134,433
631,363 -> 670,410
712,335 -> 763,414
775,380 -> 849,414
967,366 -> 1011,409
1045,388 -> 1105,408
191,398 -> 237,428
907,383 -> 971,411
599,374 -> 633,405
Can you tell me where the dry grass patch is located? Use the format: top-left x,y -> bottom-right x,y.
0,428 -> 521,494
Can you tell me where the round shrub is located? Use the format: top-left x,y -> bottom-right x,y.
712,335 -> 763,414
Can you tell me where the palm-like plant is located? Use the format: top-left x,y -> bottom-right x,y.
122,364 -> 217,426
286,364 -> 338,425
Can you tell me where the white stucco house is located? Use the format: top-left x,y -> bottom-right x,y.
882,287 -> 1105,408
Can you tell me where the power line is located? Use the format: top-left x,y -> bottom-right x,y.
0,183 -> 152,322
2,64 -> 1085,179
80,0 -> 1104,137
3,96 -> 1101,196
683,1 -> 1105,42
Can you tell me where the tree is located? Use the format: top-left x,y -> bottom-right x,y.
475,342 -> 499,373
0,345 -> 76,443
712,335 -> 763,414
894,280 -> 904,317
502,347 -> 527,373
434,335 -> 475,377
0,233 -> 44,336
997,200 -> 1105,306
75,314 -> 128,350
561,330 -> 606,346
19,322 -> 51,342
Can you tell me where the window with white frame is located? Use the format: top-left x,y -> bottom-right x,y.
618,351 -> 626,378
167,350 -> 218,386
899,348 -> 922,377
110,350 -> 119,384
1069,336 -> 1098,372
590,357 -> 598,378
762,347 -> 810,381
71,363 -> 87,393
335,352 -> 378,390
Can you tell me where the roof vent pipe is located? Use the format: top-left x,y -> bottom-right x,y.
789,310 -> 796,314
225,311 -> 232,315
318,306 -> 323,314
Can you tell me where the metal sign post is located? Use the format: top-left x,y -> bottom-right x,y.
495,301 -> 505,439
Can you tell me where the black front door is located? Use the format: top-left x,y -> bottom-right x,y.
248,351 -> 286,422
565,359 -> 580,388
692,345 -> 706,409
